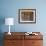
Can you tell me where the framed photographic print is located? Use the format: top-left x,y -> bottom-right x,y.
18,9 -> 36,23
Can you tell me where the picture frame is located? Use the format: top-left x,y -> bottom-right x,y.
18,9 -> 36,23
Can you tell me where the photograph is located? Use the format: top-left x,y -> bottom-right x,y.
19,9 -> 36,23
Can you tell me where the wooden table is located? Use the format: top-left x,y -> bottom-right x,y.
4,32 -> 43,46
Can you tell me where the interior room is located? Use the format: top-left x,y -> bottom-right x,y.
0,0 -> 46,46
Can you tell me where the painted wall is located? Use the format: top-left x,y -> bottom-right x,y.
0,0 -> 46,32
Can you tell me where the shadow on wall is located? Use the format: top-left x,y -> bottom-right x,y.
0,16 -> 5,46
